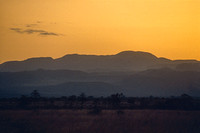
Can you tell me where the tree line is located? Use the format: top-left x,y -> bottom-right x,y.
0,90 -> 200,111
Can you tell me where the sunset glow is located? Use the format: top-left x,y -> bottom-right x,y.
0,0 -> 200,63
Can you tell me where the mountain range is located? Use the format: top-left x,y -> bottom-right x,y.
0,51 -> 200,97
1,51 -> 199,72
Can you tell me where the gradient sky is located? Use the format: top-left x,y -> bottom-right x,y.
0,0 -> 200,63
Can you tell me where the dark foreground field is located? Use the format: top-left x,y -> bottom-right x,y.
0,110 -> 200,133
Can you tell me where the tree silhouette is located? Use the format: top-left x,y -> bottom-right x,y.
110,93 -> 124,108
31,90 -> 40,99
30,90 -> 40,109
79,93 -> 86,109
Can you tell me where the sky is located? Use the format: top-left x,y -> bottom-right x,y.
0,0 -> 200,63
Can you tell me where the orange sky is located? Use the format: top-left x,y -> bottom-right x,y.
0,0 -> 200,63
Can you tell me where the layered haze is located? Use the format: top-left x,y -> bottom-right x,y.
0,51 -> 200,97
0,0 -> 199,97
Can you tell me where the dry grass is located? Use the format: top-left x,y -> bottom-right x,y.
0,110 -> 200,133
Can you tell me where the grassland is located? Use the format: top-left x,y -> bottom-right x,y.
0,109 -> 199,133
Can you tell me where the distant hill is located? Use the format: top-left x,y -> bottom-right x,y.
0,68 -> 200,97
0,69 -> 127,97
1,51 -> 199,72
0,69 -> 90,86
0,81 -> 120,97
175,63 -> 200,71
121,68 -> 200,97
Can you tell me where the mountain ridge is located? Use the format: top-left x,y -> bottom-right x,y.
0,51 -> 199,72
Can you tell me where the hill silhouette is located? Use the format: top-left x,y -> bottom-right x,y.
1,51 -> 199,72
